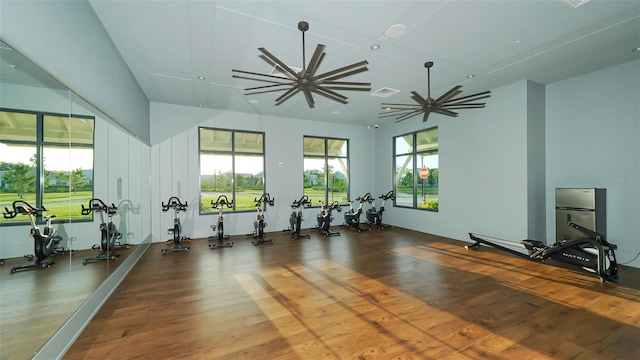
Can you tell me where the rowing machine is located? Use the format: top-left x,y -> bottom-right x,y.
466,215 -> 618,283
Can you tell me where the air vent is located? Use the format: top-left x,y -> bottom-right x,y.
371,87 -> 400,98
270,64 -> 302,78
562,0 -> 590,8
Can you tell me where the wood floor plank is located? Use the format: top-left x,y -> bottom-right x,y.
60,228 -> 640,360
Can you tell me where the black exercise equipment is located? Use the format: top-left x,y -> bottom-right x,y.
209,195 -> 234,249
283,195 -> 312,240
161,196 -> 190,254
316,200 -> 341,237
248,193 -> 275,246
467,214 -> 619,283
365,190 -> 395,230
81,198 -> 125,264
3,200 -> 66,273
343,193 -> 371,233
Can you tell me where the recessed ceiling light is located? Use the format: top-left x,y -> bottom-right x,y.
248,99 -> 259,104
514,40 -> 521,46
467,74 -> 475,79
370,44 -> 380,50
197,75 -> 206,80
633,47 -> 640,52
332,110 -> 340,115
385,24 -> 406,38
10,64 -> 17,70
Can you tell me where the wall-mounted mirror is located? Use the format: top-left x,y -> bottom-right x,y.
0,39 -> 150,358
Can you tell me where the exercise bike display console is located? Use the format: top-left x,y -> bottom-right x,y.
467,215 -> 619,283
3,200 -> 66,273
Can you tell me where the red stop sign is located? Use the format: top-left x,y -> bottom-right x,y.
419,167 -> 429,179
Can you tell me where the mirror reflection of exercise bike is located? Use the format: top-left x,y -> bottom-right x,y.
343,193 -> 371,233
209,195 -> 234,249
3,200 -> 67,273
365,191 -> 395,230
248,193 -> 275,246
161,196 -> 190,254
467,214 -> 619,283
316,200 -> 341,237
81,198 -> 126,264
284,195 -> 312,240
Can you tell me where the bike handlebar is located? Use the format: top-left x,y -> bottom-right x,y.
211,195 -> 234,209
162,196 -> 188,212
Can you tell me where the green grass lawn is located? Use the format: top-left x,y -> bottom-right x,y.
0,191 -> 94,223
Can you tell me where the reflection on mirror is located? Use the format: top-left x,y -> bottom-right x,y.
0,39 -> 150,358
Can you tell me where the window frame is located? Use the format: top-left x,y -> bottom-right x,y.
303,135 -> 350,207
0,108 -> 95,225
393,126 -> 439,212
198,127 -> 266,215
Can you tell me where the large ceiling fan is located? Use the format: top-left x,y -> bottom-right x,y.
379,61 -> 490,123
231,21 -> 371,109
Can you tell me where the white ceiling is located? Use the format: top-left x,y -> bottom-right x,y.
12,1 -> 640,127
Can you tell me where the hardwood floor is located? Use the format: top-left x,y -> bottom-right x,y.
0,246 -> 136,360
63,227 -> 639,359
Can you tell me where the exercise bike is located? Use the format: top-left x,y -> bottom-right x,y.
209,195 -> 234,249
3,200 -> 66,273
366,190 -> 395,230
248,193 -> 275,246
467,214 -> 619,283
283,195 -> 312,240
343,193 -> 371,233
81,199 -> 125,264
161,196 -> 190,254
316,200 -> 341,237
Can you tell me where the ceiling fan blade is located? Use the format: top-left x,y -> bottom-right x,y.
258,47 -> 301,80
302,88 -> 315,108
410,91 -> 428,105
422,112 -> 431,122
313,86 -> 348,102
442,103 -> 487,109
321,66 -> 370,82
381,102 -> 420,107
244,82 -> 296,92
232,69 -> 294,82
433,108 -> 458,117
322,85 -> 371,92
436,86 -> 463,104
311,90 -> 348,105
379,110 -> 413,119
245,87 -> 297,96
305,44 -> 326,76
274,85 -> 301,104
315,60 -> 369,80
322,80 -> 371,87
443,91 -> 491,104
394,109 -> 425,121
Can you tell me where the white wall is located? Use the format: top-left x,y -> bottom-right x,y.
546,59 -> 640,267
0,0 -> 150,143
150,102 -> 375,241
373,80 -> 535,243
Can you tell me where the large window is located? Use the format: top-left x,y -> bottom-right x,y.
0,109 -> 95,224
303,136 -> 349,206
199,127 -> 265,213
394,127 -> 438,211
